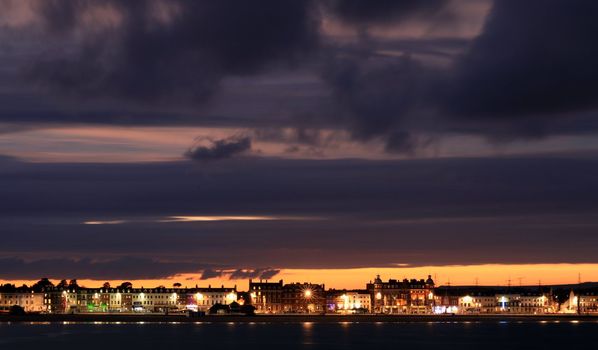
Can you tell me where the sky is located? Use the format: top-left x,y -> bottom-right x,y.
1,0 -> 598,289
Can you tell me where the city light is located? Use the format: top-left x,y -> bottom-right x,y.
4,275 -> 586,316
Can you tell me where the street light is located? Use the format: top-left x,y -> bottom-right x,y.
304,289 -> 313,314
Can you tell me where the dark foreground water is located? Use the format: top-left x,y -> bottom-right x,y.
1,321 -> 597,349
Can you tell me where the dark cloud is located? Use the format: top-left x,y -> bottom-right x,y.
3,0 -> 598,149
323,55 -> 415,138
321,50 -> 436,150
384,131 -> 416,154
184,135 -> 252,161
34,0 -> 87,34
27,0 -> 319,103
258,269 -> 281,280
0,255 -> 281,281
323,0 -> 449,25
2,154 -> 598,219
316,0 -> 598,149
3,0 -> 598,280
199,269 -> 224,280
229,268 -> 281,280
447,0 -> 598,119
0,256 -> 210,280
1,154 -> 598,272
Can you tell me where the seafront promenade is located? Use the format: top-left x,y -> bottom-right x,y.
1,313 -> 597,323
4,276 -> 597,315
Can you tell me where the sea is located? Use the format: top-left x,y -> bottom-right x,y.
1,320 -> 596,349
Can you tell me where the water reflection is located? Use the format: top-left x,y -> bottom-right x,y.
302,322 -> 313,346
0,321 -> 596,350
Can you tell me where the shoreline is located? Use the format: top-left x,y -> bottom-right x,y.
2,314 -> 597,323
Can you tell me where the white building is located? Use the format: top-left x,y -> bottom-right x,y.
457,293 -> 553,314
0,291 -> 45,313
327,291 -> 371,314
44,286 -> 237,313
519,294 -> 553,314
458,294 -> 496,313
186,288 -> 238,313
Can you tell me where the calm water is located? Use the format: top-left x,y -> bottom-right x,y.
1,321 -> 596,349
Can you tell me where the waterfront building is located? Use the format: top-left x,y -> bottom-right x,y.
0,278 -> 572,316
282,282 -> 326,313
0,291 -> 45,313
578,292 -> 598,314
458,293 -> 496,314
494,293 -> 553,314
326,290 -> 371,314
435,285 -> 555,314
184,286 -> 238,313
433,293 -> 460,314
455,293 -> 553,314
518,293 -> 554,314
367,275 -> 435,314
561,290 -> 598,314
248,279 -> 283,313
249,280 -> 326,314
42,285 -> 237,313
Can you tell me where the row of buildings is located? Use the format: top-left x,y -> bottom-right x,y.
0,283 -> 238,314
2,275 -> 598,315
45,285 -> 238,314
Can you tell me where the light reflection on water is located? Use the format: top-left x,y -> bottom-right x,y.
1,320 -> 597,350
4,320 -> 594,326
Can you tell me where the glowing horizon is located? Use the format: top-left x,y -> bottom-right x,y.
3,263 -> 597,291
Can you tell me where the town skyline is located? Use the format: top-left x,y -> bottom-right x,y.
2,0 -> 598,301
3,273 -> 597,316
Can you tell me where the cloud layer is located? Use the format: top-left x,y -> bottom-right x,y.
27,0 -> 318,103
2,154 -> 598,279
1,0 -> 598,153
185,135 -> 252,161
2,1 -> 598,280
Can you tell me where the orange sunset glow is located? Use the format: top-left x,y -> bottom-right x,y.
4,264 -> 598,291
